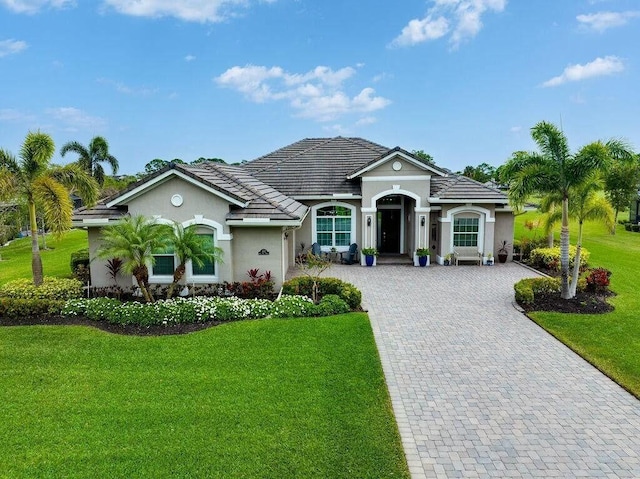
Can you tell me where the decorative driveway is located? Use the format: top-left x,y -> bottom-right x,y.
325,263 -> 640,478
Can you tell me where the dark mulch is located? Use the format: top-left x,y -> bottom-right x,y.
518,291 -> 614,314
0,315 -> 223,336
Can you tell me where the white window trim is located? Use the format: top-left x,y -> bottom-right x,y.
450,212 -> 484,253
311,201 -> 356,252
147,216 -> 222,284
453,216 -> 480,248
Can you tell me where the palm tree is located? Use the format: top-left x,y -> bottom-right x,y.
541,176 -> 614,296
502,121 -> 631,299
60,136 -> 119,186
96,215 -> 173,303
166,224 -> 224,299
0,131 -> 98,286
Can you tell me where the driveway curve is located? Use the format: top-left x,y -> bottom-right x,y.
325,263 -> 640,478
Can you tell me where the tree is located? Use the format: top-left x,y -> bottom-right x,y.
460,163 -> 496,183
192,157 -> 226,165
502,121 -> 631,299
143,158 -> 185,175
97,215 -> 173,303
0,131 -> 98,285
604,159 -> 640,232
411,150 -> 435,165
166,224 -> 224,299
60,136 -> 119,186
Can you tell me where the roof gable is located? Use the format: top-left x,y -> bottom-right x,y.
347,147 -> 449,179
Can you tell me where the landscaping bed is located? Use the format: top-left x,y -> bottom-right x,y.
518,291 -> 613,314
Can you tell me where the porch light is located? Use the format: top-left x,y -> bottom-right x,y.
367,217 -> 371,226
421,216 -> 425,226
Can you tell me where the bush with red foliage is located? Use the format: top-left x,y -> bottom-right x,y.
585,267 -> 612,293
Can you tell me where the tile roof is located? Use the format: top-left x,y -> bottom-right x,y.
72,203 -> 128,223
430,176 -> 508,201
243,137 -> 389,196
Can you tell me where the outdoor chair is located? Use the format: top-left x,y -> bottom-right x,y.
340,243 -> 359,265
311,242 -> 322,256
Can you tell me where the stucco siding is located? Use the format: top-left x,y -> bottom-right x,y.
494,211 -> 515,260
231,227 -> 285,289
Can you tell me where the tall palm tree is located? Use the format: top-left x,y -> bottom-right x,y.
166,224 -> 224,299
97,215 -> 173,303
60,136 -> 119,186
0,131 -> 99,286
502,121 -> 631,299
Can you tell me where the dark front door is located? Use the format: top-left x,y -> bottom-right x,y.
379,209 -> 401,253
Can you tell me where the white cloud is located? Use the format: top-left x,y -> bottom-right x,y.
509,126 -> 521,133
577,11 -> 640,32
391,0 -> 507,48
0,108 -> 35,122
45,107 -> 106,132
0,38 -> 27,57
184,54 -> 196,62
356,116 -> 377,126
97,77 -> 158,96
215,64 -> 390,121
0,0 -> 74,14
542,56 -> 624,87
101,0 -> 271,23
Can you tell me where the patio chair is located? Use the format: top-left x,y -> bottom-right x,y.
311,242 -> 322,256
340,243 -> 359,265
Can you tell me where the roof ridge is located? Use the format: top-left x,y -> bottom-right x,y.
342,136 -> 390,153
245,137 -> 335,175
183,163 -> 254,202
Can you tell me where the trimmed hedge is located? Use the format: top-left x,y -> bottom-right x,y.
282,277 -> 362,310
0,298 -> 65,319
70,248 -> 90,272
514,277 -> 561,304
529,246 -> 589,271
0,277 -> 84,300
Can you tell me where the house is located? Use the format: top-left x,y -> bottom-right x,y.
630,189 -> 640,223
73,137 -> 514,289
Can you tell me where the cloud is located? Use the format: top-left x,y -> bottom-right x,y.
45,107 -> 106,131
0,108 -> 36,122
577,11 -> 640,32
509,126 -> 522,133
0,38 -> 27,57
97,77 -> 158,96
215,64 -> 390,121
0,0 -> 75,14
355,116 -> 377,126
184,54 -> 196,62
101,0 -> 272,23
542,56 -> 624,87
391,0 -> 506,48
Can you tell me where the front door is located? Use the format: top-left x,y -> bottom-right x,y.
379,209 -> 401,253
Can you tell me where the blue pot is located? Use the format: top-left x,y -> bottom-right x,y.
365,255 -> 375,267
418,256 -> 428,267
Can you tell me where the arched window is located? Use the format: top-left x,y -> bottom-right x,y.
312,203 -> 356,251
186,228 -> 217,280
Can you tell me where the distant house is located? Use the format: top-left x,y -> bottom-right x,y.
630,189 -> 640,223
73,137 -> 514,288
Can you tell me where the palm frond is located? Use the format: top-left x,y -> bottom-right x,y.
530,121 -> 569,166
49,163 -> 100,207
32,176 -> 73,236
19,132 -> 55,181
0,167 -> 20,202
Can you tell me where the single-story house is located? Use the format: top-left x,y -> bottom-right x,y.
73,137 -> 514,289
630,189 -> 640,223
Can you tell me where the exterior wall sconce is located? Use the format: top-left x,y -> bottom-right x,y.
421,216 -> 425,226
367,217 -> 371,226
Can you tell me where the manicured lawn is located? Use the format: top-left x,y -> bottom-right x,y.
0,314 -> 409,479
515,213 -> 640,397
0,229 -> 88,286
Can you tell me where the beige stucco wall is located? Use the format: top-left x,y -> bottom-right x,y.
231,227 -> 286,289
494,211 -> 515,260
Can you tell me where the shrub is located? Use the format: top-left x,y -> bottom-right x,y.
70,248 -> 90,272
529,246 -> 589,271
282,277 -> 362,309
226,269 -> 275,299
625,223 -> 633,231
514,277 -> 561,305
585,268 -> 612,293
0,277 -> 84,300
0,224 -> 18,245
514,237 -> 548,261
271,295 -> 316,318
632,224 -> 640,233
0,298 -> 65,319
314,294 -> 350,316
73,264 -> 91,283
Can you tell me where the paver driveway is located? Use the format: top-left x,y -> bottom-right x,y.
325,263 -> 640,478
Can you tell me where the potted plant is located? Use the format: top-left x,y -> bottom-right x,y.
361,247 -> 378,267
443,253 -> 452,266
485,253 -> 494,266
497,241 -> 510,263
415,248 -> 430,267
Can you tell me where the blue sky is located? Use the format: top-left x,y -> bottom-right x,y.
1,0 -> 639,175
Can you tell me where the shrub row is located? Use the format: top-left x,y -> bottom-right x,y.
528,246 -> 589,271
0,277 -> 84,300
514,277 -> 561,304
61,294 -> 350,326
623,223 -> 640,232
0,298 -> 65,319
282,277 -> 362,310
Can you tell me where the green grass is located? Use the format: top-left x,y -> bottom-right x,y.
515,213 -> 640,397
0,229 -> 88,286
0,314 -> 409,479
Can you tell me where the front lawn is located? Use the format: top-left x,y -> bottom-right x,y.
515,214 -> 640,397
0,314 -> 409,479
0,229 -> 88,286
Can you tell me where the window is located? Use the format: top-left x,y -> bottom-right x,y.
313,204 -> 354,250
152,243 -> 175,276
453,217 -> 479,247
192,233 -> 215,276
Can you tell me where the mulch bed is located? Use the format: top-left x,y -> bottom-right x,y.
518,291 -> 614,314
0,315 -> 223,336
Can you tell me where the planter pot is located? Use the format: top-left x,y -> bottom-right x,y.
498,253 -> 508,263
418,256 -> 428,267
443,259 -> 450,266
365,254 -> 375,267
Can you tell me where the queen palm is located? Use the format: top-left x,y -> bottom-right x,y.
0,131 -> 98,286
166,224 -> 224,299
60,136 -> 119,186
97,215 -> 173,303
502,121 -> 632,299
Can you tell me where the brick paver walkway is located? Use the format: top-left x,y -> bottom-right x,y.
322,263 -> 640,478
